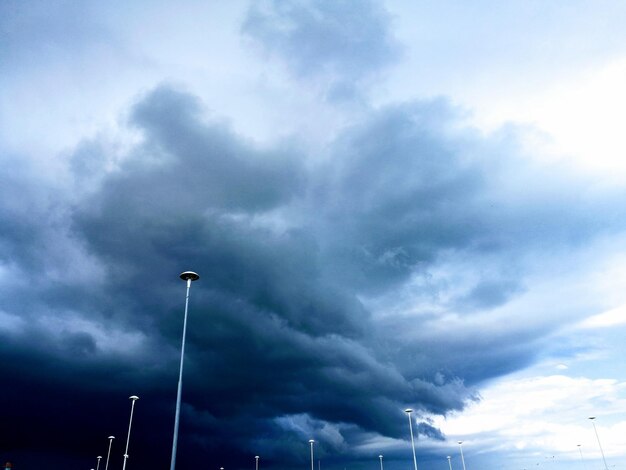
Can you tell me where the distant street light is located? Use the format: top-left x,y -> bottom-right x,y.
379,454 -> 384,470
309,440 -> 315,470
458,441 -> 467,470
588,417 -> 609,470
105,436 -> 115,470
122,395 -> 139,470
255,455 -> 259,470
447,456 -> 453,470
404,408 -> 418,470
96,455 -> 102,470
577,444 -> 585,468
169,271 -> 200,470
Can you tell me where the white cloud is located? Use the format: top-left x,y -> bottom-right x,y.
579,305 -> 626,329
429,374 -> 626,461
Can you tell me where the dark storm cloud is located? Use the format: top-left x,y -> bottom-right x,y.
2,84 -> 626,470
242,0 -> 401,99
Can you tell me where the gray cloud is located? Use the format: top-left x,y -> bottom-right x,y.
242,0 -> 401,100
2,83 -> 626,469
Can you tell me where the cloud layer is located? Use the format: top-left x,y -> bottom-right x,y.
3,2 -> 626,470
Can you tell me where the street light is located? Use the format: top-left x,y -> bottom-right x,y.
577,444 -> 585,468
447,456 -> 452,470
588,417 -> 609,470
169,271 -> 200,470
255,455 -> 259,470
309,439 -> 315,470
105,436 -> 115,470
404,408 -> 418,470
96,456 -> 102,470
122,395 -> 139,470
379,454 -> 383,470
458,441 -> 467,470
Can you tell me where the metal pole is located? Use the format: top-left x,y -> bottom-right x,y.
577,444 -> 585,468
96,456 -> 102,470
405,409 -> 418,470
309,440 -> 315,470
122,396 -> 139,470
447,456 -> 453,470
458,442 -> 467,470
379,455 -> 383,470
589,417 -> 609,470
255,456 -> 259,470
170,272 -> 199,470
105,436 -> 115,470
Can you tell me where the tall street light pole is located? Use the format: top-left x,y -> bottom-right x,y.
170,271 -> 200,470
96,456 -> 102,470
404,409 -> 418,470
255,455 -> 259,470
588,417 -> 609,470
105,436 -> 115,470
447,456 -> 453,470
122,395 -> 139,470
309,439 -> 315,470
577,444 -> 585,468
458,441 -> 467,470
379,454 -> 384,470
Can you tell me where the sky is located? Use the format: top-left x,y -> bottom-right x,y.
2,1 -> 626,469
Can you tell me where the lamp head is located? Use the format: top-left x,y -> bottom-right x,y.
108,436 -> 115,440
255,456 -> 259,459
309,439 -> 315,443
458,441 -> 463,445
588,416 -> 596,420
97,456 -> 102,460
180,271 -> 200,281
404,408 -> 413,414
447,456 -> 451,460
129,395 -> 139,400
379,455 -> 383,459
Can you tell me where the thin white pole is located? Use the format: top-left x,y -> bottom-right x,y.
122,396 -> 139,470
96,456 -> 102,470
309,440 -> 315,470
379,454 -> 384,470
255,455 -> 259,470
577,444 -> 585,469
105,436 -> 115,470
170,272 -> 199,470
405,409 -> 418,470
447,456 -> 453,470
458,442 -> 467,470
589,417 -> 609,470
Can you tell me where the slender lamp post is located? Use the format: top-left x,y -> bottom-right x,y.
169,271 -> 200,470
105,436 -> 115,470
122,395 -> 139,470
588,417 -> 609,470
404,409 -> 418,470
309,440 -> 315,470
379,454 -> 384,470
458,441 -> 467,470
96,456 -> 102,470
447,456 -> 453,470
255,455 -> 259,470
577,445 -> 585,468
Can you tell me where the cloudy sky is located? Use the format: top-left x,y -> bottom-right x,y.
3,1 -> 626,469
